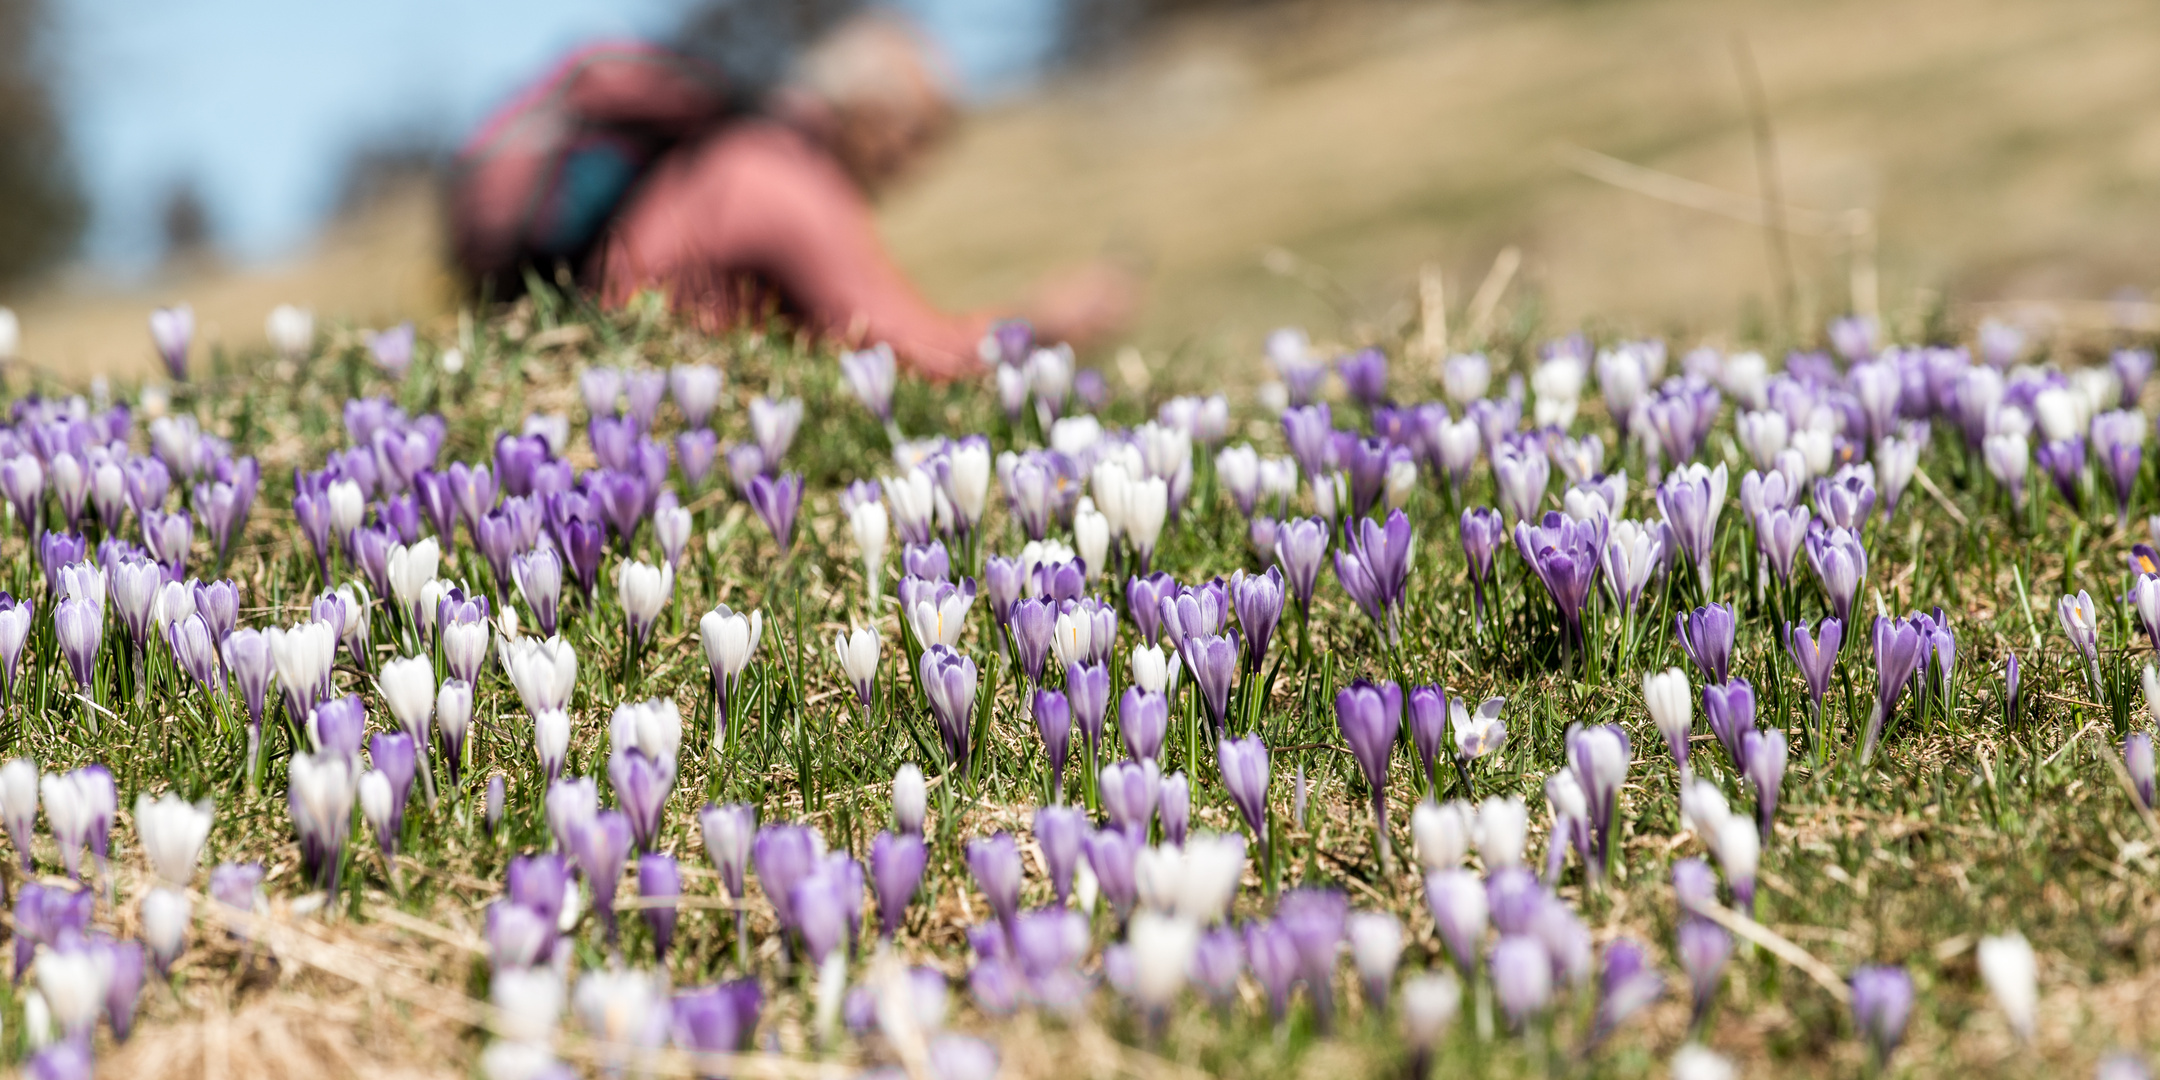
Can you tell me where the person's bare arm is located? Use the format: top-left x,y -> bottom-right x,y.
730,140 -> 991,379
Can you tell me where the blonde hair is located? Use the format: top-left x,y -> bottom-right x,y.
792,13 -> 955,114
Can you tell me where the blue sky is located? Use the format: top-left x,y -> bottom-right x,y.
51,0 -> 1065,273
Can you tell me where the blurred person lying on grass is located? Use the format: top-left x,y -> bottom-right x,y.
452,15 -> 1133,379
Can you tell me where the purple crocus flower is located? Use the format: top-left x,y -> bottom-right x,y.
1406,685 -> 1447,790
150,305 -> 193,380
2004,651 -> 2022,728
1677,919 -> 1732,1025
1656,463 -> 1728,593
194,575 -> 240,642
1083,827 -> 1139,917
222,628 -> 273,761
1491,935 -> 1554,1028
639,853 -> 681,959
1033,688 -> 1072,800
1278,887 -> 1349,1031
1702,678 -> 1757,770
1098,758 -> 1161,842
2124,733 -> 2154,811
919,645 -> 979,771
1460,506 -> 1505,628
2094,409 -> 2144,521
609,748 -> 672,853
673,978 -> 764,1059
1756,503 -> 1811,584
1422,868 -> 1486,977
1850,965 -> 1915,1066
1677,603 -> 1735,684
1160,771 -> 1191,846
512,547 -> 562,638
968,832 -> 1024,935
903,540 -> 951,581
1813,468 -> 1877,531
1281,404 -> 1334,479
1492,438 -> 1550,525
1245,918 -> 1300,1023
1066,661 -> 1109,758
871,830 -> 927,938
752,822 -> 823,937
1188,632 -> 1240,732
1119,686 -> 1170,762
572,810 -> 635,941
747,472 -> 803,554
38,531 -> 85,594
2034,436 -> 2086,510
1741,728 -> 1787,840
13,882 -> 92,980
1338,347 -> 1389,406
1564,723 -> 1630,878
1272,517 -> 1330,619
1336,679 -> 1402,871
1787,617 -> 1842,716
1008,597 -> 1056,685
140,507 -> 190,580
1034,804 -> 1084,905
167,613 -> 222,691
675,429 -> 719,493
1230,566 -> 1284,672
1217,734 -> 1270,843
1514,511 -> 1607,656
1804,525 -> 1867,625
55,595 -> 102,692
1864,615 -> 1927,764
1590,938 -> 1665,1046
1333,509 -> 1413,644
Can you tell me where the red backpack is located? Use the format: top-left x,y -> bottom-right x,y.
451,42 -> 728,288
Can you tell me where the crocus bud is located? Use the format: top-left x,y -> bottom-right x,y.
893,763 -> 927,835
377,654 -> 435,752
1174,832 -> 1246,925
1129,642 -> 1180,695
1346,911 -> 1403,1012
870,830 -> 926,938
1644,666 -> 1693,773
1977,932 -> 2037,1043
1,757 -> 36,870
134,792 -> 212,888
1476,795 -> 1528,868
141,887 -> 190,975
1850,965 -> 1914,1066
1399,970 -> 1462,1057
1411,799 -> 1473,873
967,833 -> 1023,932
1159,772 -> 1191,847
700,802 -> 756,901
484,776 -> 506,837
833,626 -> 879,708
1714,817 -> 1760,914
1671,1044 -> 1737,1080
1126,912 -> 1199,1011
639,853 -> 682,960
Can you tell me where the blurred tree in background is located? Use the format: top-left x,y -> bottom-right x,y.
0,0 -> 84,287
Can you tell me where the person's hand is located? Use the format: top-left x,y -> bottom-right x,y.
1026,260 -> 1139,348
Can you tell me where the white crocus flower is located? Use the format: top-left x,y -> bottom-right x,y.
134,792 -> 213,887
1474,795 -> 1528,868
387,538 -> 441,625
1130,643 -> 1181,695
850,500 -> 889,604
1977,932 -> 2038,1043
504,636 -> 579,716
